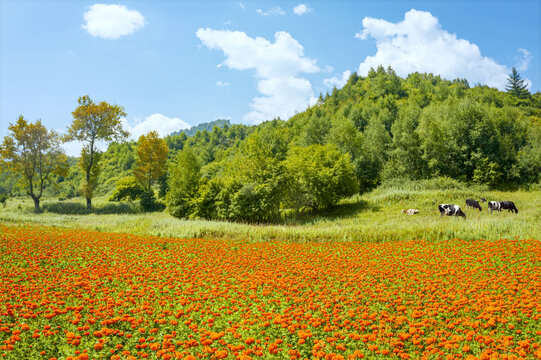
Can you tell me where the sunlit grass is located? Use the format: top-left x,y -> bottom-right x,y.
1,186 -> 539,242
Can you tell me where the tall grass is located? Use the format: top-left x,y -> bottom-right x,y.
1,180 -> 539,242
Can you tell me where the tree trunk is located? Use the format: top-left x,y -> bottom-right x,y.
86,197 -> 91,210
33,197 -> 40,211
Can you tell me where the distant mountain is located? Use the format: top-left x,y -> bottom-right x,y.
170,119 -> 231,137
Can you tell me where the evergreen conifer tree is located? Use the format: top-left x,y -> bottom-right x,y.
505,67 -> 530,99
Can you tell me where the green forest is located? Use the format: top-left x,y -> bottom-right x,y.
1,67 -> 540,222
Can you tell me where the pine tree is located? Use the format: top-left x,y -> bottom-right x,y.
505,67 -> 530,99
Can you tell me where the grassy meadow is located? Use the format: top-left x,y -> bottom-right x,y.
1,181 -> 539,242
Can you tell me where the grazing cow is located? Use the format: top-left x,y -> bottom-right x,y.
439,204 -> 466,219
465,199 -> 482,211
499,201 -> 518,213
488,201 -> 501,213
480,198 -> 487,203
401,209 -> 419,215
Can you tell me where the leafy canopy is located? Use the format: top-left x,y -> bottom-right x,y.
133,131 -> 168,191
0,116 -> 67,210
65,95 -> 128,209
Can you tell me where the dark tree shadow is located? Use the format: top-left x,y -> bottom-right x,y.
282,198 -> 380,225
42,202 -> 140,215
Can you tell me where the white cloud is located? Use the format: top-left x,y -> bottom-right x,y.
239,2 -> 245,10
256,7 -> 286,16
516,48 -> 532,72
216,81 -> 230,87
323,65 -> 334,74
82,4 -> 145,40
293,4 -> 312,16
122,114 -> 191,140
60,114 -> 189,157
324,70 -> 351,88
196,28 -> 319,123
355,9 -> 515,90
61,139 -> 108,157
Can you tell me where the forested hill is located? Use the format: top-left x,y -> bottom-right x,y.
170,119 -> 231,138
162,67 -> 540,221
2,67 -> 540,219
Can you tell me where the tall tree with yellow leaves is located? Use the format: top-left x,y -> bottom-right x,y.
0,116 -> 68,211
133,131 -> 169,192
65,95 -> 128,210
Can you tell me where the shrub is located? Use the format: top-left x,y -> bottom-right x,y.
139,190 -> 165,212
0,193 -> 7,207
109,176 -> 145,201
283,144 -> 358,214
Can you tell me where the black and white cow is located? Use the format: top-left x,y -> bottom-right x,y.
488,201 -> 518,214
480,198 -> 487,203
488,201 -> 501,213
438,204 -> 466,219
465,199 -> 482,211
500,201 -> 519,213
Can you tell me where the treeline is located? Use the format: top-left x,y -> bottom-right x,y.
1,67 -> 540,221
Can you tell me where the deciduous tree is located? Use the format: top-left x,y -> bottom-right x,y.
0,116 -> 67,210
65,95 -> 128,210
133,131 -> 168,192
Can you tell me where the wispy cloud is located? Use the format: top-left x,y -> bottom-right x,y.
216,81 -> 230,87
82,4 -> 145,40
256,7 -> 286,17
516,48 -> 532,72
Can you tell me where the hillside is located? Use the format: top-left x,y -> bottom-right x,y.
2,68 -> 540,222
169,119 -> 231,137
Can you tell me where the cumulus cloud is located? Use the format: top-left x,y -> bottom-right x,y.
293,4 -> 312,16
355,9 -> 516,90
82,4 -> 145,40
324,70 -> 351,88
61,114 -> 189,156
196,28 -> 319,123
122,114 -> 191,140
216,81 -> 230,87
256,7 -> 286,16
61,140 -> 93,157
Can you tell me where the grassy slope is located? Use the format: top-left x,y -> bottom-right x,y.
1,187 -> 539,242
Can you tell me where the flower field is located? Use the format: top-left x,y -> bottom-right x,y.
1,225 -> 540,360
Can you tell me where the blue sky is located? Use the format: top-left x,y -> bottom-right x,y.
1,0 -> 539,155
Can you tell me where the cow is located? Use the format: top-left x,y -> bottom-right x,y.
439,204 -> 466,219
465,199 -> 482,211
401,209 -> 419,215
488,201 -> 501,213
500,201 -> 518,213
480,198 -> 487,203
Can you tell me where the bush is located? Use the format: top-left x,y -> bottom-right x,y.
0,193 -> 7,207
139,190 -> 165,212
283,144 -> 358,214
109,176 -> 145,201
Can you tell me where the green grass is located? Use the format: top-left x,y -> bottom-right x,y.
0,185 -> 539,242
